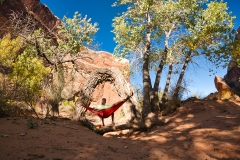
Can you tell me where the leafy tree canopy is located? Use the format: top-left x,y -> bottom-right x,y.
0,33 -> 21,67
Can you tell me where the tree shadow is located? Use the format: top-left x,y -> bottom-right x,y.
94,99 -> 240,159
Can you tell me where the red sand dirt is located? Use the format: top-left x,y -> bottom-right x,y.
0,99 -> 240,160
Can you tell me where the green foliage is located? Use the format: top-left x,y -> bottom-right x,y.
119,65 -> 131,77
39,11 -> 100,61
112,0 -> 161,58
60,11 -> 99,53
113,0 -> 235,69
62,100 -> 75,111
231,40 -> 240,67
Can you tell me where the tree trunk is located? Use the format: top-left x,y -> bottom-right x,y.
161,62 -> 173,109
172,52 -> 191,100
151,23 -> 174,113
150,48 -> 167,112
142,8 -> 152,118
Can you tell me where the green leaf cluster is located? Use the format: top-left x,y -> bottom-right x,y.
113,0 -> 235,71
112,0 -> 162,57
59,11 -> 99,54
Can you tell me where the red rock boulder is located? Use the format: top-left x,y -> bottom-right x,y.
214,75 -> 233,99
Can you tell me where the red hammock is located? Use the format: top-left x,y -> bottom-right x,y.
81,96 -> 130,118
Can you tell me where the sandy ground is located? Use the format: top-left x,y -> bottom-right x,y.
0,99 -> 240,160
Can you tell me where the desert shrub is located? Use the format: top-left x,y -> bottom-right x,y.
26,119 -> 38,129
8,48 -> 50,117
62,99 -> 76,112
161,98 -> 181,116
0,34 -> 21,111
190,91 -> 205,99
0,33 -> 21,68
62,100 -> 75,107
160,79 -> 189,115
0,34 -> 51,117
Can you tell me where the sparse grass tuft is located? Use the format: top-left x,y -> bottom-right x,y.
26,119 -> 38,129
162,98 -> 181,116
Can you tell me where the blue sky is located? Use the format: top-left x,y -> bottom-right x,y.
41,0 -> 240,98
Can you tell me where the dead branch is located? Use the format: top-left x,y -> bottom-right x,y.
79,118 -> 166,135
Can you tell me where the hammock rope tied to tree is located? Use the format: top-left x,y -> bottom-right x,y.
81,95 -> 132,119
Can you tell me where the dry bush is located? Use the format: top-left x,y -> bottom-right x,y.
161,98 -> 181,116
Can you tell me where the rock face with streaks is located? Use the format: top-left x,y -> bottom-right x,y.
0,0 -> 61,38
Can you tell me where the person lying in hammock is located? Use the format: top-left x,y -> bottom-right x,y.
95,98 -> 115,126
82,95 -> 132,127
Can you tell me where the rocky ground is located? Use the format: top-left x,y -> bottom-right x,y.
0,98 -> 240,160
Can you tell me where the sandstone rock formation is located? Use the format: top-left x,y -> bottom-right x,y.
72,67 -> 139,123
0,0 -> 60,38
214,75 -> 233,99
61,50 -> 130,105
224,66 -> 240,94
